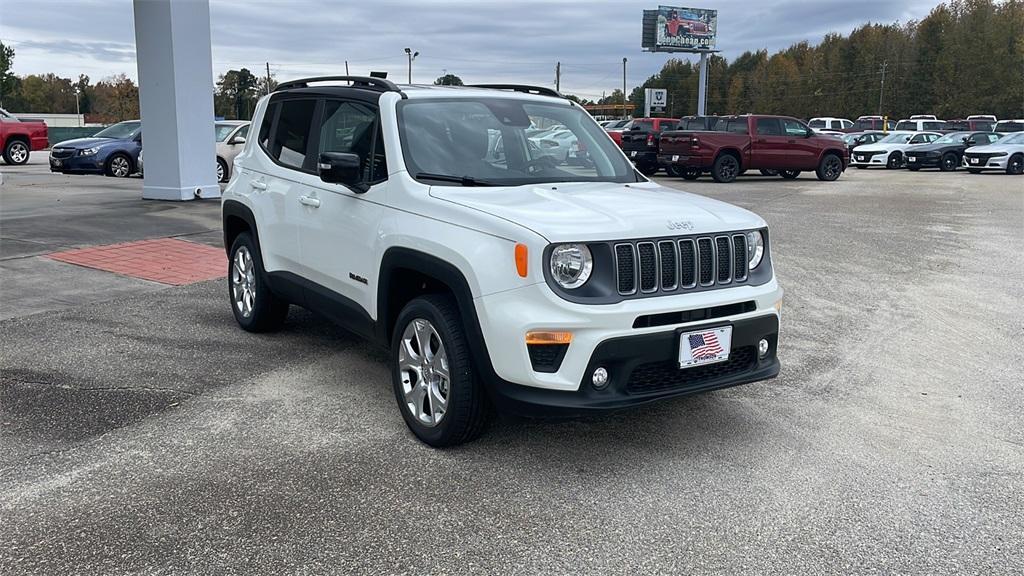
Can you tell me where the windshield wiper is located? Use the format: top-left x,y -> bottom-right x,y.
415,172 -> 498,186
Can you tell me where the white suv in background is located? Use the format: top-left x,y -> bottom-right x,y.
221,77 -> 783,446
808,117 -> 853,134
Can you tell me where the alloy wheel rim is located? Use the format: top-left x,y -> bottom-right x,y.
722,158 -> 737,179
231,246 -> 256,318
825,158 -> 840,179
398,318 -> 450,427
112,156 -> 129,177
217,162 -> 225,181
10,142 -> 27,163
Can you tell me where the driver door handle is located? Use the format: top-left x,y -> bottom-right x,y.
250,180 -> 267,190
299,195 -> 321,208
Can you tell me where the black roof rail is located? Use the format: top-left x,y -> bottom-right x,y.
275,76 -> 405,96
467,84 -> 565,99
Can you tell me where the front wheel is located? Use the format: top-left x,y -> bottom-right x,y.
217,157 -> 229,182
105,153 -> 133,177
1007,154 -> 1024,175
711,154 -> 740,183
886,152 -> 902,170
816,153 -> 844,181
939,152 -> 959,172
3,139 -> 30,165
391,294 -> 489,447
228,232 -> 288,332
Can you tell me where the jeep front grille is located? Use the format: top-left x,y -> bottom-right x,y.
614,233 -> 751,296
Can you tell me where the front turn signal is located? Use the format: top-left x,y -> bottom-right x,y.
515,243 -> 528,278
525,331 -> 573,345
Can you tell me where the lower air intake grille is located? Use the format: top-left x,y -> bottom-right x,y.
626,346 -> 756,394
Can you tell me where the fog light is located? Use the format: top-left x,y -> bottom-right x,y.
592,367 -> 609,389
758,339 -> 770,358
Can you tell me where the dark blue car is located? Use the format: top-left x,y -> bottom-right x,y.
49,120 -> 142,177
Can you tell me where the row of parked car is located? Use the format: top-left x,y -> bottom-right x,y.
45,119 -> 251,182
845,130 -> 1024,174
809,114 -> 1024,135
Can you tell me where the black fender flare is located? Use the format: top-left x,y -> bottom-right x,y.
222,200 -> 259,255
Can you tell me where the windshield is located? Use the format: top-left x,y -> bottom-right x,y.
879,133 -> 912,144
894,121 -> 916,131
933,132 -> 971,144
94,121 -> 141,139
996,121 -> 1024,132
398,98 -> 640,186
999,132 -> 1024,144
809,120 -> 826,128
215,123 -> 240,141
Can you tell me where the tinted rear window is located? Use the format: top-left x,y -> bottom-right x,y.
724,119 -> 748,134
269,99 -> 316,170
632,120 -> 654,132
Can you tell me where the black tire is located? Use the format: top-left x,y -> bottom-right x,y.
1007,154 -> 1024,175
886,152 -> 902,170
681,167 -> 701,180
816,153 -> 844,181
665,165 -> 682,177
967,169 -> 983,174
104,153 -> 133,177
781,170 -> 801,179
391,294 -> 489,447
939,152 -> 959,172
228,232 -> 288,333
759,169 -> 779,176
3,138 -> 30,165
217,157 -> 230,183
637,163 -> 659,177
711,153 -> 740,183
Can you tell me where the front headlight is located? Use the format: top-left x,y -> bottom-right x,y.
78,147 -> 100,156
549,243 -> 593,289
745,230 -> 765,270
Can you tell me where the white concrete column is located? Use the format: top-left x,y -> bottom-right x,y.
133,0 -> 219,201
697,52 -> 708,117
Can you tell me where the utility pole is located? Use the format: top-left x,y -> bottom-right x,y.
404,47 -> 419,84
345,61 -> 350,85
878,60 -> 888,116
622,57 -> 628,119
265,62 -> 272,95
555,62 -> 561,92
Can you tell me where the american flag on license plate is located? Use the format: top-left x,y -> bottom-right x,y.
689,331 -> 724,359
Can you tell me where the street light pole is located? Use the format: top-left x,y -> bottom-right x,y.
622,57 -> 628,120
404,47 -> 419,84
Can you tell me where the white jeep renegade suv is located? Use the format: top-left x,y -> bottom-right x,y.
222,76 -> 784,446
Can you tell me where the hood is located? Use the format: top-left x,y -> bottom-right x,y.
51,137 -> 117,149
856,141 -> 911,152
966,142 -> 1024,154
909,141 -> 960,153
430,180 -> 764,243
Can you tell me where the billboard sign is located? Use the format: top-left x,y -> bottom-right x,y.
643,6 -> 717,52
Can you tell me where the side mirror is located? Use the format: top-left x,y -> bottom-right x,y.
230,136 -> 246,145
805,130 -> 814,138
318,152 -> 366,192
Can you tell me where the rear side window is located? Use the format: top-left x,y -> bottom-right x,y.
270,99 -> 316,170
725,119 -> 748,134
259,102 -> 279,150
319,100 -> 387,182
808,119 -> 825,128
756,118 -> 782,136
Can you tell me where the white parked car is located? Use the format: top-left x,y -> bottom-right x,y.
850,131 -> 942,169
808,117 -> 853,133
530,129 -> 577,164
221,77 -> 783,446
894,118 -> 947,132
962,131 -> 1024,174
994,119 -> 1024,133
215,120 -> 250,182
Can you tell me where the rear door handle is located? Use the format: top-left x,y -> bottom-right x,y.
250,180 -> 267,190
299,195 -> 321,208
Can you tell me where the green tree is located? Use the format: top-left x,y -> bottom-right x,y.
433,73 -> 464,86
92,74 -> 139,121
215,68 -> 259,120
0,41 -> 15,108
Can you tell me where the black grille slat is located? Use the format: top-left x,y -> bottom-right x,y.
679,240 -> 696,288
658,241 -> 677,290
716,236 -> 731,283
697,238 -> 714,285
50,148 -> 75,159
615,244 -> 636,294
733,235 -> 748,281
626,347 -> 757,394
638,242 -> 657,292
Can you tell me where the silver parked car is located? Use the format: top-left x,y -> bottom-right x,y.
215,121 -> 250,183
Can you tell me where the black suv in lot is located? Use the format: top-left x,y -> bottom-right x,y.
905,131 -> 1002,171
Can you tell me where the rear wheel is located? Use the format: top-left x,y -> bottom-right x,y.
939,152 -> 959,172
228,232 -> 288,332
781,170 -> 801,179
3,139 -> 30,165
711,154 -> 740,183
816,153 -> 844,181
391,294 -> 489,447
1007,154 -> 1024,175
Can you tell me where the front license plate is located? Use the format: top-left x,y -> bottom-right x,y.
856,155 -> 865,161
970,158 -> 980,164
51,159 -> 62,167
671,155 -> 679,162
679,326 -> 732,369
907,156 -> 916,162
630,151 -> 637,157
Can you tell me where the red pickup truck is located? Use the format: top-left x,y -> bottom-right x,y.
658,114 -> 848,183
1,109 -> 48,165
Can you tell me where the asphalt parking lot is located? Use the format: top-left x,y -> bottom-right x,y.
2,152 -> 1022,574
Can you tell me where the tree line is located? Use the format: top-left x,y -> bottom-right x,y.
609,0 -> 1023,120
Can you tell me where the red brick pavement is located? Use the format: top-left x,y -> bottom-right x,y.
46,237 -> 227,286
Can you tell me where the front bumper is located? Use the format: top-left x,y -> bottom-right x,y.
487,314 -> 780,416
963,155 -> 1008,170
624,150 -> 658,166
904,154 -> 940,168
49,154 -> 104,173
850,153 -> 889,167
657,153 -> 710,169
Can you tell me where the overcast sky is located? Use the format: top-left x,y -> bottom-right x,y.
3,0 -> 940,100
